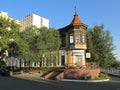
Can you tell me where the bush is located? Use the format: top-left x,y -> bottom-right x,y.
79,76 -> 86,80
99,72 -> 109,79
0,60 -> 6,67
79,76 -> 92,80
86,76 -> 92,80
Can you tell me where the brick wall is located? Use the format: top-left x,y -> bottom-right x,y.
64,68 -> 100,79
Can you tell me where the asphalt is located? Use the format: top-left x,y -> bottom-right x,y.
12,72 -> 120,84
0,73 -> 120,90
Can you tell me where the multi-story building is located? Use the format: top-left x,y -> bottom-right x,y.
0,11 -> 49,31
59,12 -> 87,67
0,11 -> 20,24
0,11 -> 49,67
0,11 -> 8,18
20,13 -> 49,31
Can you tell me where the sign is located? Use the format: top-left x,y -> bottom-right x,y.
72,50 -> 84,55
86,53 -> 91,58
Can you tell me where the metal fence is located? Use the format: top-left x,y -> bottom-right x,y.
101,67 -> 120,76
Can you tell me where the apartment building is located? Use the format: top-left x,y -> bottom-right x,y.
0,11 -> 8,18
0,11 -> 20,24
20,13 -> 49,31
0,11 -> 49,67
0,11 -> 49,31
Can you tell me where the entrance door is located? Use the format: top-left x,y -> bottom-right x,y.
75,55 -> 82,66
61,56 -> 65,66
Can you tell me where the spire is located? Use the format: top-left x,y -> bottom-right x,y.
74,6 -> 77,15
70,6 -> 83,24
71,7 -> 83,24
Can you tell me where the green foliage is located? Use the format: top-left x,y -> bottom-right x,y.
79,76 -> 86,80
99,72 -> 109,79
110,60 -> 120,68
0,16 -> 61,67
0,60 -> 6,67
0,16 -> 20,59
18,26 -> 61,67
87,25 -> 116,67
79,76 -> 92,80
86,76 -> 92,80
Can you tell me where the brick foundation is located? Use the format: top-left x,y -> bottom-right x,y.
64,68 -> 100,79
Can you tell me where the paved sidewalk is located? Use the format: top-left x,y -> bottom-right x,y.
12,72 -> 42,80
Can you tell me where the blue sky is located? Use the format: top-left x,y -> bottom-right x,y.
0,0 -> 120,60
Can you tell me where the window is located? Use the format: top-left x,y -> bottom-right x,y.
75,32 -> 86,43
69,33 -> 74,43
82,33 -> 85,43
75,32 -> 81,43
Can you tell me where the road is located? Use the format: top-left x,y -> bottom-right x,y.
0,76 -> 120,90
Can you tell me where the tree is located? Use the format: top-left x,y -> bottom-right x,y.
41,28 -> 61,66
0,16 -> 20,61
31,27 -> 61,67
111,60 -> 120,68
0,17 -> 11,49
87,25 -> 116,67
19,26 -> 61,67
19,26 -> 37,67
0,16 -> 61,67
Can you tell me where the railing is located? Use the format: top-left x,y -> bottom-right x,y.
101,67 -> 120,76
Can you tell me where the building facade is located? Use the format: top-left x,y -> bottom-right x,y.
0,11 -> 8,18
0,11 -> 20,24
0,11 -> 49,31
20,13 -> 49,31
0,11 -> 49,67
59,13 -> 87,67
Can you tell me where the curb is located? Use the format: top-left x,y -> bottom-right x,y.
61,79 -> 110,82
12,75 -> 110,83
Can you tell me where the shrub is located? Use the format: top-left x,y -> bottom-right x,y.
0,60 -> 6,67
79,76 -> 86,80
87,76 -> 92,80
99,72 -> 109,79
79,75 -> 92,80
